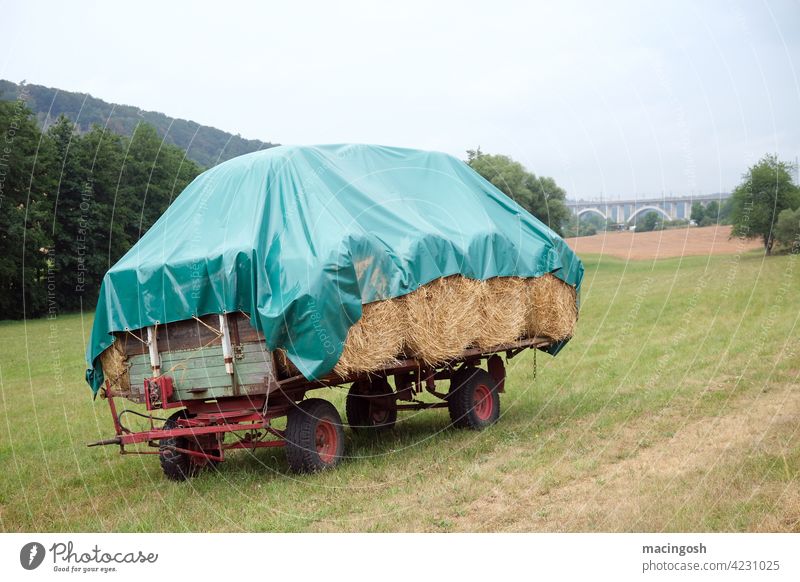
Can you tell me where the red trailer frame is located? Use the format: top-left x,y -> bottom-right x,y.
89,337 -> 550,479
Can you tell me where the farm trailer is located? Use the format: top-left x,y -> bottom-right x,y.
89,312 -> 551,480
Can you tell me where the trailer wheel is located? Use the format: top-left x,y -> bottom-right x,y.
346,378 -> 397,432
159,410 -> 200,481
285,399 -> 345,473
448,368 -> 500,430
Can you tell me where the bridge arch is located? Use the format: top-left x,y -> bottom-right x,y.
576,207 -> 607,221
626,205 -> 671,224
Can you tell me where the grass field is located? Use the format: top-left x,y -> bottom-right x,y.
1,251 -> 798,532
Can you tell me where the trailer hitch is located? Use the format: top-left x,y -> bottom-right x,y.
87,436 -> 122,447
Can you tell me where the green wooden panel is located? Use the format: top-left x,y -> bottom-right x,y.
127,340 -> 275,401
128,354 -> 150,399
170,366 -> 232,384
161,346 -> 224,369
234,361 -> 271,384
173,385 -> 233,400
233,341 -> 275,386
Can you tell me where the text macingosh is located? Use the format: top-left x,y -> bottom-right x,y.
642,542 -> 707,557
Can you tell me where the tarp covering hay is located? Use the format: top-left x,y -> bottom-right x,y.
103,271 -> 578,385
86,144 -> 583,393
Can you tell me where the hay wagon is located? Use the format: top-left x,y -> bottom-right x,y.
85,144 -> 583,480
89,310 -> 556,480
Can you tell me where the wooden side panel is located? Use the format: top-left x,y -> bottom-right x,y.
128,355 -> 150,402
118,313 -> 259,357
127,335 -> 275,402
231,313 -> 263,343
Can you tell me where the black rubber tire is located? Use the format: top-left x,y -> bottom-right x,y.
285,399 -> 345,473
159,410 -> 200,481
448,367 -> 500,430
346,378 -> 397,432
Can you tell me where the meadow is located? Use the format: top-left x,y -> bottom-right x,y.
1,250 -> 798,532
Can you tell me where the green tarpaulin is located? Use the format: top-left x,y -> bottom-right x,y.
86,144 -> 583,393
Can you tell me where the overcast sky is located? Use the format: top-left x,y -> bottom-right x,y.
2,0 -> 798,199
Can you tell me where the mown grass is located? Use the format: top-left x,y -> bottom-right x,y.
1,251 -> 798,532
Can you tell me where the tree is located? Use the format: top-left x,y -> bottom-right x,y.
0,109 -> 201,319
690,201 -> 705,224
730,154 -> 800,254
580,213 -> 605,235
0,97 -> 53,318
703,200 -> 720,225
0,80 -> 278,169
635,211 -> 663,232
563,212 -> 605,237
466,147 -> 483,162
467,150 -> 570,235
774,207 -> 800,252
45,115 -> 91,312
77,124 -> 126,298
718,197 -> 734,224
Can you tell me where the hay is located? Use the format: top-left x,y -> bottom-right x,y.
333,299 -> 405,376
276,299 -> 406,379
524,274 -> 578,341
473,277 -> 528,349
402,275 -> 483,365
99,338 -> 131,394
275,348 -> 300,377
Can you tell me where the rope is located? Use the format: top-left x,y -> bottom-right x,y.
125,329 -> 147,345
192,315 -> 223,337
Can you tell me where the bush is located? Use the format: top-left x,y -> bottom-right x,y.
775,207 -> 800,252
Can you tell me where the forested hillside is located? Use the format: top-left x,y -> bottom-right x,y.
0,80 -> 276,168
0,95 -> 202,319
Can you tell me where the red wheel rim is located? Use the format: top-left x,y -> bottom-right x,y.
473,384 -> 493,421
315,419 -> 338,464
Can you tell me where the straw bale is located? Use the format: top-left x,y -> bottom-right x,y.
275,348 -> 300,377
333,299 -> 406,376
99,338 -> 131,394
402,275 -> 483,364
524,274 -> 578,341
473,277 -> 528,349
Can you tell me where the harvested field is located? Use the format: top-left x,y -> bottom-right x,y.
566,225 -> 762,260
3,253 -> 797,533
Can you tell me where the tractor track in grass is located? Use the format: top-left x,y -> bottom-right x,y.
441,382 -> 800,532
